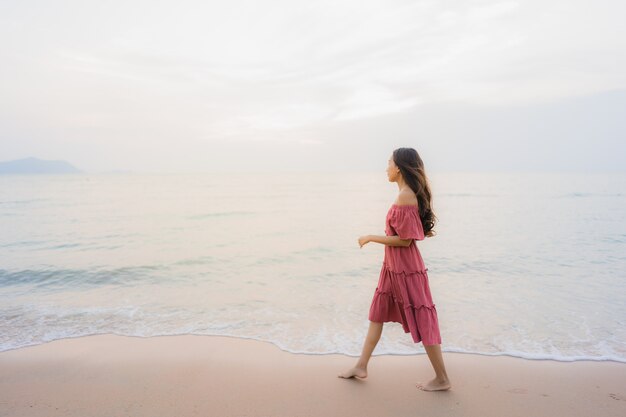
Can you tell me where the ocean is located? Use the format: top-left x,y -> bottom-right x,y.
1,171 -> 625,362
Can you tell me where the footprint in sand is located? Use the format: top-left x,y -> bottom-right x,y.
507,388 -> 528,394
609,393 -> 624,401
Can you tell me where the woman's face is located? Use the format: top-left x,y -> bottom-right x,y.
386,155 -> 399,182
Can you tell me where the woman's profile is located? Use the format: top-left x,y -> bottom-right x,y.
338,147 -> 451,392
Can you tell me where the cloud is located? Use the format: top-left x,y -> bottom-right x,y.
334,84 -> 422,121
467,1 -> 520,20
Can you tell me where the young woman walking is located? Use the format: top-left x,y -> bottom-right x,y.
338,147 -> 451,391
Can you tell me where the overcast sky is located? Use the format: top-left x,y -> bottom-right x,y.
1,0 -> 625,173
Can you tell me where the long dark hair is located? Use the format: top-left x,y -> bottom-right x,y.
392,147 -> 437,237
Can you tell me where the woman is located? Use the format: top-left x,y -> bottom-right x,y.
338,147 -> 451,392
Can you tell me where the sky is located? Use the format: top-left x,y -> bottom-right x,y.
1,0 -> 625,173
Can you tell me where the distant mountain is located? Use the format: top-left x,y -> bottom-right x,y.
0,157 -> 83,174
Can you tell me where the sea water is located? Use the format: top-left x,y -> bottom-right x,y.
1,171 -> 625,362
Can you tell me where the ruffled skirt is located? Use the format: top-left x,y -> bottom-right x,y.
368,262 -> 442,345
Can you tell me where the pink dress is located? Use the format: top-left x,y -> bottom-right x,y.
368,204 -> 442,345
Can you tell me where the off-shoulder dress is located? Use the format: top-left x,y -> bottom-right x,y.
368,204 -> 442,345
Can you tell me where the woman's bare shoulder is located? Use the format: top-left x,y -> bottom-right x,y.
394,190 -> 418,206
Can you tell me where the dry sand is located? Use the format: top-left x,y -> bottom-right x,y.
0,333 -> 624,417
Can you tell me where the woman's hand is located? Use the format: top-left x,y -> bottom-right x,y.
358,235 -> 371,248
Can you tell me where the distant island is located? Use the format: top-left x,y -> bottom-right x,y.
0,157 -> 83,174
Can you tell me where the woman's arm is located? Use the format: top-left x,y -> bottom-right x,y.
359,234 -> 411,248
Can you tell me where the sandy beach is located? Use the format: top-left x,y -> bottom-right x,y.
0,334 -> 624,417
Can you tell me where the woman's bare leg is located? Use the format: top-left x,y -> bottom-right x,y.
338,321 -> 383,378
416,343 -> 451,391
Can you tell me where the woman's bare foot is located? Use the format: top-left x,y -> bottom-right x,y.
337,366 -> 368,379
416,377 -> 451,391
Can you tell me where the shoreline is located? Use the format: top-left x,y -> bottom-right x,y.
2,333 -> 622,364
1,333 -> 625,417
